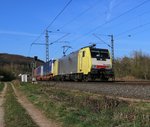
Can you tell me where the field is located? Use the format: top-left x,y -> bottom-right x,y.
0,82 -> 149,127
18,82 -> 150,127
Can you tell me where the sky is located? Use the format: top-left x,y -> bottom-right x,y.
0,0 -> 150,61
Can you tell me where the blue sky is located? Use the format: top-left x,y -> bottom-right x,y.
0,0 -> 150,61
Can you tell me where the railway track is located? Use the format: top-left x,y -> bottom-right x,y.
38,81 -> 150,101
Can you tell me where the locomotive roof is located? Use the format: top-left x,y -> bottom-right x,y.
81,44 -> 109,51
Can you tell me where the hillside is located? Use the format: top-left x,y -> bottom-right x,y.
0,53 -> 44,64
0,53 -> 44,81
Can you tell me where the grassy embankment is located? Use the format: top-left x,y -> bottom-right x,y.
4,84 -> 39,127
0,82 -> 4,92
19,83 -> 150,127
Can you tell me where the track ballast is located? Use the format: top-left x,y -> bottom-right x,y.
37,81 -> 150,101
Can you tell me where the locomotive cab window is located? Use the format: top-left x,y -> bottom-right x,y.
90,48 -> 110,59
82,51 -> 85,57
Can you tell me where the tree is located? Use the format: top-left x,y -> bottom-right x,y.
114,51 -> 150,80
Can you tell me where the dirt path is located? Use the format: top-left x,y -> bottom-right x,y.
0,83 -> 7,127
11,83 -> 60,127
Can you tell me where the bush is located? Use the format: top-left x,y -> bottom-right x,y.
0,69 -> 16,81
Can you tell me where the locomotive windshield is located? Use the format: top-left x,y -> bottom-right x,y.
90,48 -> 110,59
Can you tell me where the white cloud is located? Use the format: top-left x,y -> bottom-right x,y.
106,0 -> 117,21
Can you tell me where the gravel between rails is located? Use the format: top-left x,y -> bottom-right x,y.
39,81 -> 150,101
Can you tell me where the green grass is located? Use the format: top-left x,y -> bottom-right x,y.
4,84 -> 39,127
133,102 -> 150,111
19,83 -> 150,127
0,82 -> 4,92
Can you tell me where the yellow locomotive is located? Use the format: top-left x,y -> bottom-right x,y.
53,44 -> 113,81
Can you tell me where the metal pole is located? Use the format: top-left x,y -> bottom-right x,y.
31,61 -> 35,82
45,30 -> 49,62
111,35 -> 114,65
109,35 -> 115,81
31,56 -> 37,83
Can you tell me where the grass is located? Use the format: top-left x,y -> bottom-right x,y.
4,84 -> 39,127
132,102 -> 150,111
19,83 -> 150,127
0,82 -> 4,92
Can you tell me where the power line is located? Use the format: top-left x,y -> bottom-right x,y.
128,26 -> 150,37
88,0 -> 150,33
28,33 -> 70,55
116,21 -> 150,38
62,0 -> 122,39
108,7 -> 150,36
68,2 -> 122,34
50,33 -> 70,44
59,0 -> 101,30
31,0 -> 73,45
62,0 -> 123,32
72,0 -> 150,42
46,0 -> 73,30
93,33 -> 111,47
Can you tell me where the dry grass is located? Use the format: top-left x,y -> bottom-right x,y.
19,83 -> 150,127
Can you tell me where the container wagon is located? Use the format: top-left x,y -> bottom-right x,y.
34,60 -> 54,81
34,65 -> 43,80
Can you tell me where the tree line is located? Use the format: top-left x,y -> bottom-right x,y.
114,51 -> 150,80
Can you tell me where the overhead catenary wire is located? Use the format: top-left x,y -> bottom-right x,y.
31,33 -> 70,45
28,33 -> 70,56
116,21 -> 150,38
28,0 -> 73,57
127,25 -> 150,37
28,0 -> 123,56
93,33 -> 111,47
87,0 -> 150,34
72,0 -> 150,42
50,33 -> 70,44
93,7 -> 150,40
59,0 -> 101,30
110,8 -> 150,37
60,0 -> 123,31
31,0 -> 73,46
46,0 -> 73,30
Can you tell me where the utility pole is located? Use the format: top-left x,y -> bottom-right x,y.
109,35 -> 114,65
31,56 -> 37,83
45,30 -> 49,62
108,35 -> 115,81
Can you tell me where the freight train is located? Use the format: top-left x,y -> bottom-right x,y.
34,44 -> 114,81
